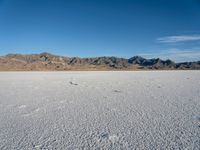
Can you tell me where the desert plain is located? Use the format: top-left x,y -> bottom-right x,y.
0,71 -> 200,149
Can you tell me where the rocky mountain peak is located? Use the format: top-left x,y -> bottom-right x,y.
0,53 -> 199,70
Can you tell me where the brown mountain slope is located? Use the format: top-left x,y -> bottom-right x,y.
0,52 -> 199,71
0,53 -> 138,71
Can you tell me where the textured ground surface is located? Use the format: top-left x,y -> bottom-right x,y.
0,71 -> 200,149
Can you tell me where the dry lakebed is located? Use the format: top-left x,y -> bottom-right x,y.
0,71 -> 200,149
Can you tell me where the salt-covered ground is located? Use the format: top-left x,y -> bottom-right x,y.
0,71 -> 200,149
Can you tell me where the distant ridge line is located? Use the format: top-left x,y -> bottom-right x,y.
0,52 -> 199,70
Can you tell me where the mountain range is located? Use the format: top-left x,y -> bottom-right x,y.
0,52 -> 200,71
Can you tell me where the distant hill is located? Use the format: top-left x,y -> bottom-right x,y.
0,52 -> 199,71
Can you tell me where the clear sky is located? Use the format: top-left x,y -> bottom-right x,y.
0,0 -> 200,62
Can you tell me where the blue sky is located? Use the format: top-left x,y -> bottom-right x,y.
0,0 -> 200,62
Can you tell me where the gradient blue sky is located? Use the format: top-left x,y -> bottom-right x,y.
0,0 -> 200,62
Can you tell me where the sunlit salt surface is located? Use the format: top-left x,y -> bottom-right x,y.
0,71 -> 200,149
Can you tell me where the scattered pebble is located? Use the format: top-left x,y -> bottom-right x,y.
100,132 -> 109,139
113,90 -> 121,93
69,81 -> 78,85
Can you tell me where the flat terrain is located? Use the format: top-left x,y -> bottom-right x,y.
0,71 -> 200,149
